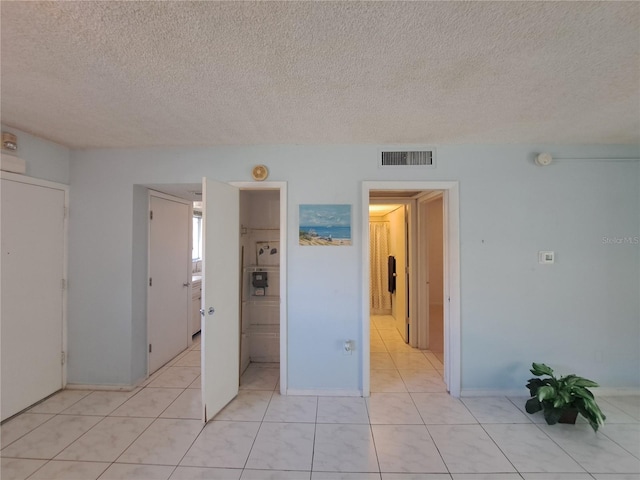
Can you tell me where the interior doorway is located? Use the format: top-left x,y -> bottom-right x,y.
362,181 -> 461,397
147,191 -> 192,375
142,180 -> 287,420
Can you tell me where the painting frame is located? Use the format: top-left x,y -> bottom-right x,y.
299,204 -> 352,246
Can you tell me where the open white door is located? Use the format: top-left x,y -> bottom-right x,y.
201,178 -> 240,422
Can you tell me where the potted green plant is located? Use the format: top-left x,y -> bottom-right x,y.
525,362 -> 606,432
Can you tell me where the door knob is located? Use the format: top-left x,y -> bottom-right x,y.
199,308 -> 205,317
183,282 -> 191,287
208,307 -> 215,315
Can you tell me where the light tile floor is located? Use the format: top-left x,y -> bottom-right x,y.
2,319 -> 639,479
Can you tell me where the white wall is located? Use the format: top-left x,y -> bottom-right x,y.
65,144 -> 640,392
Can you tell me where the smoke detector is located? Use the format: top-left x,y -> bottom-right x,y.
535,153 -> 553,166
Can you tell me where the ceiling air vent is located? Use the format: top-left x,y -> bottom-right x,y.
380,150 -> 435,168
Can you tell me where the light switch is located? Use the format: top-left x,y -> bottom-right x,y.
538,251 -> 555,264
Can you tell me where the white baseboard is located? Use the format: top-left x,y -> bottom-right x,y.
460,387 -> 640,398
65,383 -> 137,392
286,389 -> 362,397
461,388 -> 528,397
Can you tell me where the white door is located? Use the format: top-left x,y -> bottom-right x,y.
1,177 -> 65,421
148,193 -> 191,374
201,178 -> 240,422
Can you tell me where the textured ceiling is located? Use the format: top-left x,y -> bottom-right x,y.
1,1 -> 639,148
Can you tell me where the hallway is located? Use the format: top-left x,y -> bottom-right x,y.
370,314 -> 446,394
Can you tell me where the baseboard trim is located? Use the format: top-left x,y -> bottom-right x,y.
286,389 -> 362,397
460,387 -> 640,398
65,383 -> 137,392
461,389 -> 528,397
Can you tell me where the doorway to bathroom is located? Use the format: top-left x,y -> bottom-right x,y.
362,181 -> 461,397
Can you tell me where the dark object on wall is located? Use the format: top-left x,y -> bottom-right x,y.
388,256 -> 396,293
252,271 -> 268,288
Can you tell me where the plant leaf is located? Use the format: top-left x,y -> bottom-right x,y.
573,386 -> 595,400
537,385 -> 556,402
553,390 -> 571,408
531,363 -> 554,377
573,378 -> 599,388
525,397 -> 542,414
526,378 -> 546,396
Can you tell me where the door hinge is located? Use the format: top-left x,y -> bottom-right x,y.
149,277 -> 152,287
149,344 -> 152,353
61,278 -> 67,290
150,210 -> 153,220
61,351 -> 66,365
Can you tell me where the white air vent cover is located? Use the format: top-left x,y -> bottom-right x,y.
379,149 -> 435,168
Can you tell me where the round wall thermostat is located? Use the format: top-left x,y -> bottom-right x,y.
252,165 -> 268,181
535,153 -> 553,166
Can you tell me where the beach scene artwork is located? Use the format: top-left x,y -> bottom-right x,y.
299,204 -> 352,246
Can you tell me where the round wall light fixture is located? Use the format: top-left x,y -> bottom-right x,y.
252,164 -> 269,181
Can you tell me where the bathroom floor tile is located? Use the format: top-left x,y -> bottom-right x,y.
398,370 -> 446,393
371,370 -> 408,393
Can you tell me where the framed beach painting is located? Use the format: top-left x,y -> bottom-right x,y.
299,204 -> 352,246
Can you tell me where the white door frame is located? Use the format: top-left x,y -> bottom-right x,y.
415,191 -> 445,350
231,182 -> 288,395
362,181 -> 460,397
147,190 -> 193,375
